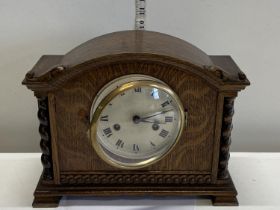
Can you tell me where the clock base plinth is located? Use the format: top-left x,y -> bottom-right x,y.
33,173 -> 238,207
33,195 -> 61,208
212,195 -> 238,206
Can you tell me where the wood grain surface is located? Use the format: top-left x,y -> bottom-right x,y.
53,62 -> 218,173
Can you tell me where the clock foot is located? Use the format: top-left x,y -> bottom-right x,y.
212,195 -> 238,206
33,196 -> 62,208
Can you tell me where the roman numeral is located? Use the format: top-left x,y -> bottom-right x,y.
134,87 -> 141,93
120,92 -> 125,96
103,127 -> 112,138
150,141 -> 156,147
133,144 -> 140,152
100,115 -> 109,121
115,139 -> 124,149
165,116 -> 173,123
159,129 -> 169,138
161,100 -> 170,108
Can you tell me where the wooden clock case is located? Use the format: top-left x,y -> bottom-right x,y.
22,30 -> 250,207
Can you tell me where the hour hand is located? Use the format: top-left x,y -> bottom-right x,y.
140,119 -> 166,124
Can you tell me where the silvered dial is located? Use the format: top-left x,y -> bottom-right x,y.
90,75 -> 185,169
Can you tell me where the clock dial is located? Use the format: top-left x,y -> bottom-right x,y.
90,75 -> 185,169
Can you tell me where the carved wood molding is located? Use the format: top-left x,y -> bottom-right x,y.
60,174 -> 212,185
23,55 -> 249,94
218,97 -> 235,179
203,65 -> 234,82
37,97 -> 53,180
24,56 -> 216,90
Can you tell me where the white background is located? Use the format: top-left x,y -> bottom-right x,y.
0,0 -> 279,152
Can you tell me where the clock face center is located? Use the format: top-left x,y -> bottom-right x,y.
132,115 -> 141,124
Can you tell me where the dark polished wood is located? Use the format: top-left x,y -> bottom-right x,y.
34,174 -> 237,207
218,97 -> 235,179
212,195 -> 239,206
33,195 -> 62,208
37,97 -> 53,181
22,30 -> 249,207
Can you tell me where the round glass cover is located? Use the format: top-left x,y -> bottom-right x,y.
90,75 -> 185,169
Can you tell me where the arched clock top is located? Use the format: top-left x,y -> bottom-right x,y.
22,30 -> 249,93
61,30 -> 213,68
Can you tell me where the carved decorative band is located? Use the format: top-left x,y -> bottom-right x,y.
60,174 -> 212,185
37,97 -> 53,180
218,97 -> 235,179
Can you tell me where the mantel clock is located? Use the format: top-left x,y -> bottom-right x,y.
22,30 -> 250,207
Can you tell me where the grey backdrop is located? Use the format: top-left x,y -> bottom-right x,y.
0,0 -> 279,152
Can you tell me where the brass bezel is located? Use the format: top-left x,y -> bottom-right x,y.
90,80 -> 185,170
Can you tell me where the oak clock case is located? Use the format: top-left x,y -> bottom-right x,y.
22,30 -> 250,207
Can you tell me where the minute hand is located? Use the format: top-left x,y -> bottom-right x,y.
140,109 -> 174,120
